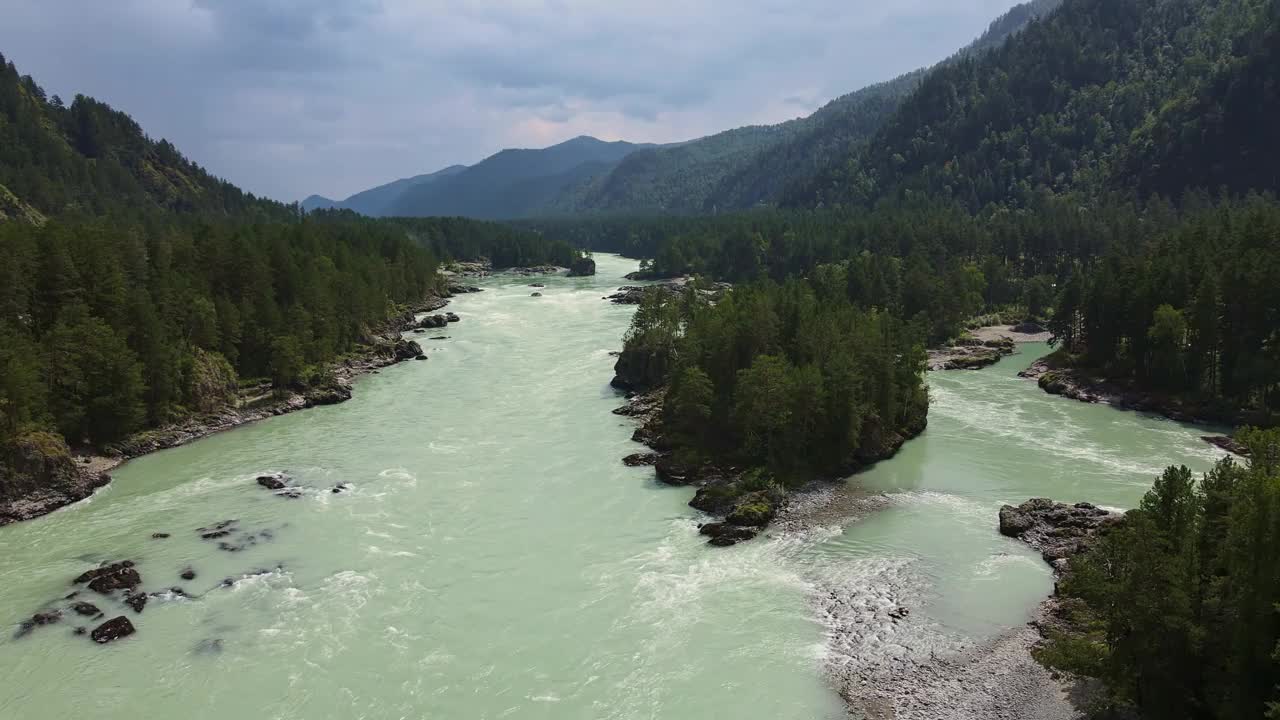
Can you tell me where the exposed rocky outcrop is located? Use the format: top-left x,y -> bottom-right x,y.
604,278 -> 731,305
611,347 -> 672,393
622,452 -> 662,467
927,335 -> 1016,371
0,431 -> 110,526
568,255 -> 597,277
999,498 -> 1121,568
698,522 -> 758,546
1202,435 -> 1249,456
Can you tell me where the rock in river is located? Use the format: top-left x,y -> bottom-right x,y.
256,474 -> 287,490
998,498 -> 1121,565
699,522 -> 757,547
90,616 -> 135,644
71,601 -> 101,617
124,592 -> 147,614
75,562 -> 142,594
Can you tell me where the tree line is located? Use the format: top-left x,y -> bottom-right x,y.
1039,428 -> 1280,719
621,269 -> 928,490
0,53 -> 586,460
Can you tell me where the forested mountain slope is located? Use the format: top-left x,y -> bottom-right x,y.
0,52 -> 288,221
791,0 -> 1280,209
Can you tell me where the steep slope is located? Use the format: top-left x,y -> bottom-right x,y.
388,136 -> 654,219
0,51 -> 288,221
302,164 -> 467,215
792,0 -> 1279,210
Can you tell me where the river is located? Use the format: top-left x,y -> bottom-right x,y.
0,254 -> 1226,719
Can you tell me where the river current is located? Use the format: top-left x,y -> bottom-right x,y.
0,254 -> 1225,718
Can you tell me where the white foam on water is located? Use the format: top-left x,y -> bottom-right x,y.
884,489 -> 997,525
972,552 -> 1042,577
930,382 -> 1177,477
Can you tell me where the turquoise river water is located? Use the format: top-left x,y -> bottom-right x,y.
0,254 -> 1226,718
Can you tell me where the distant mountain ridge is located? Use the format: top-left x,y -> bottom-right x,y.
303,0 -> 1061,220
303,165 -> 467,215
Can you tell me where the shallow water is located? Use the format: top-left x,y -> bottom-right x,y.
0,255 -> 1226,718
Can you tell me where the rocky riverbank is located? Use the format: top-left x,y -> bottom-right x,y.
928,323 -> 1048,371
604,277 -> 731,305
0,291 -> 465,527
752,482 -> 1089,719
1018,356 -> 1268,431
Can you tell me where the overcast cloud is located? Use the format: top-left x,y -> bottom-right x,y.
1,0 -> 1020,201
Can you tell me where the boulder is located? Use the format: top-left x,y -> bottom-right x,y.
71,602 -> 101,617
445,312 -> 460,323
150,532 -> 170,539
90,616 -> 135,644
688,483 -> 740,515
256,474 -> 287,490
304,383 -> 353,407
622,452 -> 663,467
699,522 -> 757,546
180,567 -> 196,581
531,292 -> 543,297
393,339 -> 424,361
419,314 -> 448,329
726,492 -> 776,527
654,457 -> 697,486
1012,320 -> 1047,334
124,592 -> 147,614
31,610 -> 61,626
75,562 -> 142,594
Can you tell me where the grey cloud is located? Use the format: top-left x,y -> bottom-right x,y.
1,0 -> 1024,200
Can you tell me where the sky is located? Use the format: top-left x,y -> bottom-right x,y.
1,0 -> 1022,202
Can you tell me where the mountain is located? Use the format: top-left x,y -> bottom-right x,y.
0,52 -> 288,221
791,0 -> 1279,210
308,1 -> 1060,221
386,135 -> 656,219
302,164 -> 468,215
551,0 -> 1062,215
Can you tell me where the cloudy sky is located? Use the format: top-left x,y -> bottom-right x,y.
2,0 -> 1021,202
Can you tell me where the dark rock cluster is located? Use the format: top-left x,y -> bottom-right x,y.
998,498 -> 1121,568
